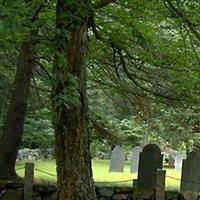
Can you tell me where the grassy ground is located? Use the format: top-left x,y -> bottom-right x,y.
16,160 -> 181,191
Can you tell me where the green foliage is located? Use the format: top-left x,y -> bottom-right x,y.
22,108 -> 54,149
1,0 -> 200,152
108,118 -> 146,146
146,104 -> 200,151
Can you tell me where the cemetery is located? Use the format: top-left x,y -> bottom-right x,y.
0,1 -> 200,200
1,143 -> 200,199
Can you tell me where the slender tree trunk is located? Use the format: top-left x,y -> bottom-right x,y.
52,0 -> 96,199
0,103 -> 5,136
0,39 -> 35,180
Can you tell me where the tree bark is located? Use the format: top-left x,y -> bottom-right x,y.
0,39 -> 35,180
52,0 -> 96,199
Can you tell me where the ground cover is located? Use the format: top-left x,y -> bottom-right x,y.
16,160 -> 181,190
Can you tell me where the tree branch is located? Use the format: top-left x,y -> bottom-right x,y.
34,60 -> 52,81
115,46 -> 180,101
31,0 -> 48,22
93,0 -> 117,10
164,0 -> 200,42
89,117 -> 121,145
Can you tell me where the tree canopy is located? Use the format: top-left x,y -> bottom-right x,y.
0,0 -> 199,199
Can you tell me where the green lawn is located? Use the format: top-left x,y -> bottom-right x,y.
16,160 -> 181,191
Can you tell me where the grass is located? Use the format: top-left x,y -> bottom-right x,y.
16,159 -> 181,191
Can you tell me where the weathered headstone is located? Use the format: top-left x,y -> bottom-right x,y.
132,179 -> 138,188
1,190 -> 23,200
168,154 -> 175,168
23,162 -> 34,200
130,146 -> 142,173
137,144 -> 163,189
180,151 -> 200,193
181,191 -> 199,200
175,153 -> 185,170
17,151 -> 23,161
109,146 -> 125,172
156,169 -> 166,200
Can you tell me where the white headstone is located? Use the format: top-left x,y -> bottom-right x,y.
130,146 -> 142,173
181,151 -> 200,193
109,146 -> 125,172
175,153 -> 185,170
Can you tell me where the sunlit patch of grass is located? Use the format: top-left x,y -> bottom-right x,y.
16,159 -> 181,190
16,160 -> 56,184
165,169 -> 181,191
93,160 -> 137,187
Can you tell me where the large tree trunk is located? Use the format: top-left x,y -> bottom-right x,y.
0,40 -> 35,180
52,0 -> 96,199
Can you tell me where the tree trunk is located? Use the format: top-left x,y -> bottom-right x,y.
52,0 -> 96,199
0,40 -> 35,180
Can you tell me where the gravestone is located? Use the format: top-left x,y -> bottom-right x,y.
137,144 -> 163,189
130,146 -> 142,173
175,153 -> 185,170
109,146 -> 125,172
133,179 -> 138,188
180,151 -> 200,193
17,151 -> 23,160
24,162 -> 34,200
182,191 -> 199,200
168,154 -> 175,168
156,169 -> 166,200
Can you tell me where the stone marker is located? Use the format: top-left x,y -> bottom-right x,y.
168,154 -> 175,168
182,191 -> 199,200
137,144 -> 163,189
109,146 -> 125,172
133,188 -> 154,200
132,179 -> 138,188
175,153 -> 185,170
1,189 -> 23,200
130,146 -> 142,173
23,162 -> 34,200
156,169 -> 166,200
180,151 -> 200,193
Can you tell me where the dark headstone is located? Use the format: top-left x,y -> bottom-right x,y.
1,189 -> 22,200
137,144 -> 163,189
23,162 -> 34,200
97,187 -> 114,197
180,151 -> 200,192
156,169 -> 166,200
33,184 -> 57,193
181,191 -> 198,200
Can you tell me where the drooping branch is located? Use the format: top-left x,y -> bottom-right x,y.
31,75 -> 42,101
90,4 -> 181,102
164,0 -> 200,42
89,13 -> 103,40
34,60 -> 52,81
89,117 -> 121,145
31,0 -> 47,22
94,0 -> 117,10
30,84 -> 51,93
115,46 -> 181,101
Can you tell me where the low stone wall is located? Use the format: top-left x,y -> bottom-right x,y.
17,149 -> 111,161
17,148 -> 54,161
92,152 -> 110,160
0,183 -> 180,200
